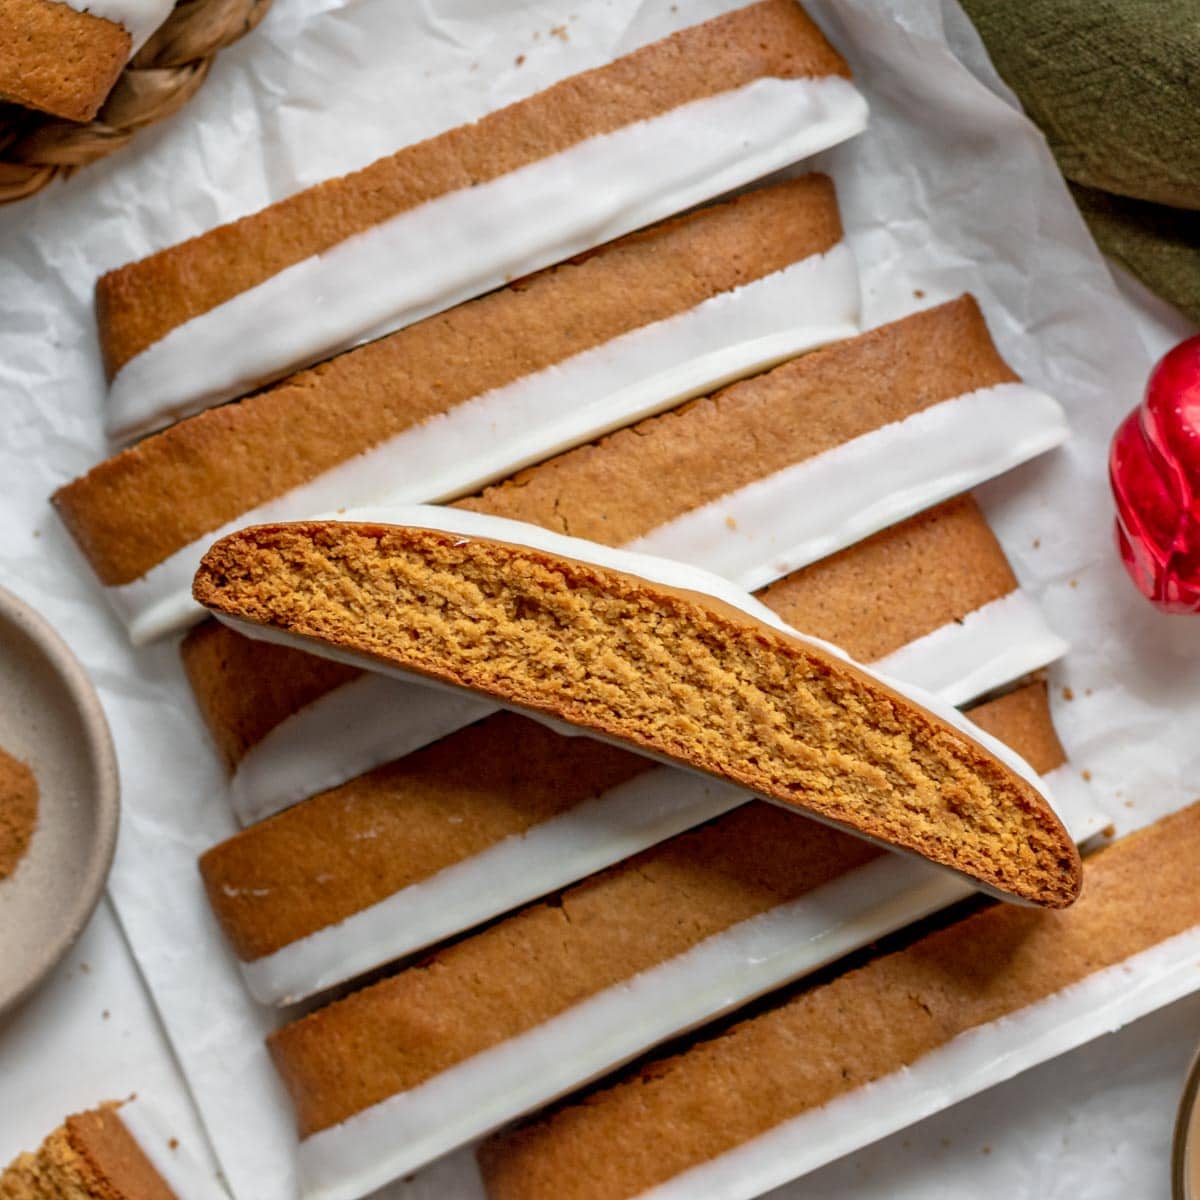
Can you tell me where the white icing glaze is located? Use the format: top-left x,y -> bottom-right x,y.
297,854 -> 973,1200
211,503 -> 1074,872
116,1096 -> 228,1200
226,378 -> 1068,818
871,589 -> 1068,707
637,923 -> 1200,1200
106,243 -> 861,643
624,381 -> 1069,593
238,587 -> 1072,1006
241,766 -> 747,1005
106,74 -> 869,443
62,0 -> 172,51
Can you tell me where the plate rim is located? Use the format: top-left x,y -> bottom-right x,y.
0,582 -> 120,1017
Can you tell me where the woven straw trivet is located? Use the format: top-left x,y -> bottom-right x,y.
0,0 -> 272,205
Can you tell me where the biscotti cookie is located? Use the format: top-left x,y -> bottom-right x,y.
57,176 -> 858,642
479,801 -> 1200,1200
195,505 -> 1080,905
98,0 -> 868,442
265,685 -> 1073,1200
199,499 -> 1071,1006
0,0 -> 172,121
184,297 -> 1068,823
0,1097 -> 224,1200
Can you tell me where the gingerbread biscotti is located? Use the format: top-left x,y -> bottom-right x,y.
199,498 -> 1070,1005
97,0 -> 868,442
0,0 -> 172,122
479,800 -> 1200,1200
0,0 -> 126,122
265,685 -> 1071,1200
57,176 -> 857,642
0,1097 -> 223,1200
184,296 -> 1069,823
194,505 -> 1080,906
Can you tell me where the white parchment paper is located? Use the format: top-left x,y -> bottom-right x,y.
0,2 -> 1196,1198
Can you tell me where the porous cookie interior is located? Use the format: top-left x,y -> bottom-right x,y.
195,523 -> 1079,906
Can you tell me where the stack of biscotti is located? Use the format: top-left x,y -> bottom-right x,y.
56,174 -> 860,643
177,296 -> 1068,828
197,497 -> 1071,1007
477,799 -> 1200,1200
0,1097 -> 223,1200
0,0 -> 171,121
90,0 -> 868,451
246,682 -> 1072,1197
52,4 -> 1118,1197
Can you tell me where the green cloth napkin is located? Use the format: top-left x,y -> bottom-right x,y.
959,0 -> 1200,324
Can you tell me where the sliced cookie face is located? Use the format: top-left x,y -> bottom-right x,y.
194,507 -> 1079,908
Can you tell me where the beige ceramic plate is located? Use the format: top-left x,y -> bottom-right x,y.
1176,1045 -> 1200,1200
0,584 -> 119,1017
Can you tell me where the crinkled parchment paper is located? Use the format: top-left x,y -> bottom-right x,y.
0,1 -> 1196,1198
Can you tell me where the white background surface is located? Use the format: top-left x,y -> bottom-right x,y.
1,0 -> 1198,1197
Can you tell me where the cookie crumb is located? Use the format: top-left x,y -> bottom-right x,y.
1062,686 -> 1074,701
0,745 -> 38,883
1081,769 -> 1092,782
515,54 -> 525,66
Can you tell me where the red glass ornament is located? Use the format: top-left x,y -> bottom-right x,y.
1110,333 -> 1200,613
